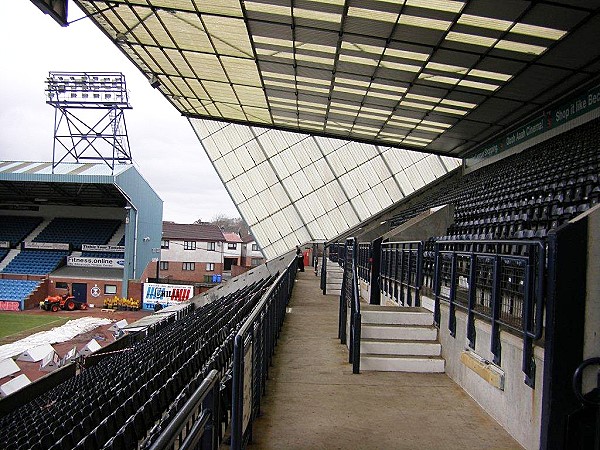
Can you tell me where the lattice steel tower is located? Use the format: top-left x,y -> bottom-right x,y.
46,71 -> 132,172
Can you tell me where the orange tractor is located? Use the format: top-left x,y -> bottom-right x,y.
41,292 -> 88,312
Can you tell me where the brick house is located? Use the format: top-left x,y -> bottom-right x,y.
158,222 -> 225,284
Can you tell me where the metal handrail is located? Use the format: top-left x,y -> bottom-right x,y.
433,239 -> 545,386
380,240 -> 423,307
350,251 -> 361,374
148,369 -> 220,450
338,237 -> 361,373
230,255 -> 296,449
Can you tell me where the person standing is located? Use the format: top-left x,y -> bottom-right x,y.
296,245 -> 304,272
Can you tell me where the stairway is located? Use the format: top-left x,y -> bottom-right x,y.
324,259 -> 343,296
360,305 -> 445,373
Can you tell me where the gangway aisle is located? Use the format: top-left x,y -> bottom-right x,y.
246,270 -> 523,450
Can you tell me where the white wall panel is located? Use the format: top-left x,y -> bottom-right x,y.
339,173 -> 359,198
236,172 -> 257,197
223,151 -> 244,177
313,158 -> 335,184
306,220 -> 324,239
270,184 -> 291,209
383,177 -> 403,200
291,170 -> 312,196
282,175 -> 302,202
195,119 -> 459,258
246,140 -> 266,164
315,186 -> 336,212
247,166 -> 268,194
270,154 -> 290,178
395,171 -> 415,195
213,157 -> 234,182
202,136 -> 222,160
325,181 -> 347,206
339,202 -> 359,226
238,200 -> 257,226
256,132 -> 279,158
304,164 -> 324,190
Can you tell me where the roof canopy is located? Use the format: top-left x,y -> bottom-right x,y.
73,0 -> 600,258
77,0 -> 600,156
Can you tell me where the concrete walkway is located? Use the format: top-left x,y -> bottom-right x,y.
247,270 -> 523,450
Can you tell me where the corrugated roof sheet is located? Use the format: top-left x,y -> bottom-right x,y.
0,161 -> 131,177
162,222 -> 226,242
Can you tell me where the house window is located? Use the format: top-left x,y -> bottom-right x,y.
228,243 -> 237,250
160,261 -> 169,271
161,239 -> 169,249
183,262 -> 195,271
252,244 -> 258,251
104,285 -> 117,295
184,241 -> 196,250
251,258 -> 262,267
208,242 -> 216,251
206,262 -> 215,271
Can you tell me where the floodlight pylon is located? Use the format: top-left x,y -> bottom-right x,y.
46,71 -> 133,173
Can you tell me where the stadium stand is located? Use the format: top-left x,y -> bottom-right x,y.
0,249 -> 8,263
0,216 -> 43,246
0,279 -> 40,302
388,118 -> 600,239
0,272 -> 278,450
34,218 -> 121,250
1,250 -> 68,275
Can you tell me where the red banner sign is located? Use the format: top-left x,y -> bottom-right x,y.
0,301 -> 20,311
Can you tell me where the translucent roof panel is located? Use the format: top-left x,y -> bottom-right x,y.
78,0 -> 599,157
190,119 -> 459,259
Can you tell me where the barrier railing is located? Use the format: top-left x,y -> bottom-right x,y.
380,241 -> 423,307
357,242 -> 371,282
320,247 -> 327,294
338,237 -> 361,373
329,242 -> 340,263
433,240 -> 545,387
230,256 -> 296,449
148,369 -> 221,450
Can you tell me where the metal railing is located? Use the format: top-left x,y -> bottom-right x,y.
320,246 -> 327,294
230,257 -> 297,449
148,370 -> 221,450
380,241 -> 423,307
433,239 -> 545,387
338,237 -> 361,374
357,242 -> 371,282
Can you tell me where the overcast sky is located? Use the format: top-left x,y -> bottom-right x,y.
0,2 -> 239,224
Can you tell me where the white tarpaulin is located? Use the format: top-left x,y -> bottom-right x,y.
0,317 -> 112,361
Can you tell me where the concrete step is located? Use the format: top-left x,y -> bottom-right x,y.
360,354 -> 445,372
326,288 -> 341,296
361,306 -> 433,326
361,324 -> 438,341
360,338 -> 441,356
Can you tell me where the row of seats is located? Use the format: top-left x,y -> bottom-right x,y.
0,279 -> 40,301
0,216 -> 43,246
34,218 -> 121,250
1,250 -> 68,275
389,118 -> 600,240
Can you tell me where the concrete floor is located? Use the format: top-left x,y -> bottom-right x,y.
246,270 -> 523,450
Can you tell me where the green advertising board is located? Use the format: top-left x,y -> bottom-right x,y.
466,83 -> 600,166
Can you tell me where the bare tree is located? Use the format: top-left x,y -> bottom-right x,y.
196,214 -> 251,237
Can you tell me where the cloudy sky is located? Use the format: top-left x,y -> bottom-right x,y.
0,2 -> 239,223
